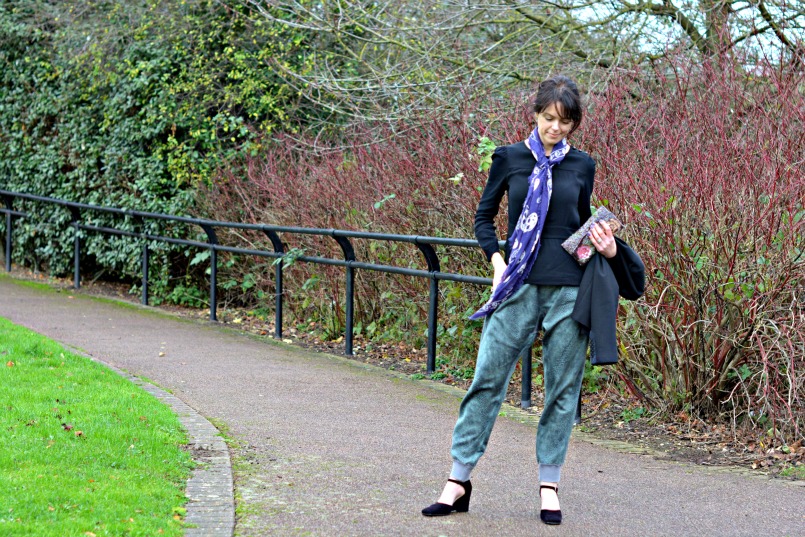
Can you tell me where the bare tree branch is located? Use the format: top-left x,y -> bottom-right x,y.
230,0 -> 804,128
756,0 -> 802,56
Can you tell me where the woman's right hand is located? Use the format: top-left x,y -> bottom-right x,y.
490,252 -> 507,291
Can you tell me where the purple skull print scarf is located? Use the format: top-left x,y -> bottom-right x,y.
470,129 -> 570,320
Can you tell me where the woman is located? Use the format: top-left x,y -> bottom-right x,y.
421,75 -> 619,525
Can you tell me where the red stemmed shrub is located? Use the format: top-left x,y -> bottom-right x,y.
200,100 -> 519,351
579,55 -> 804,440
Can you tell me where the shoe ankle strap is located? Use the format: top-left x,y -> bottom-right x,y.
540,484 -> 559,493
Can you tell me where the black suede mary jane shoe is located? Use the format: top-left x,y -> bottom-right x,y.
421,478 -> 472,516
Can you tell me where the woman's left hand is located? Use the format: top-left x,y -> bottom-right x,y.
590,222 -> 617,258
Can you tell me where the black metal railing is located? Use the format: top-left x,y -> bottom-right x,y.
0,189 -> 555,410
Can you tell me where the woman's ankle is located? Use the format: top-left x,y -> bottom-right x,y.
437,480 -> 466,505
539,482 -> 560,510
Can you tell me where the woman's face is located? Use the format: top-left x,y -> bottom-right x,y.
536,102 -> 574,151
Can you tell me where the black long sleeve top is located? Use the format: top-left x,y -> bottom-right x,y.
474,141 -> 596,286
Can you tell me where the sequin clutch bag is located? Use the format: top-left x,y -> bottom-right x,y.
561,207 -> 625,266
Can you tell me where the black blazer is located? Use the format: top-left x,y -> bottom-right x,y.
571,238 -> 645,364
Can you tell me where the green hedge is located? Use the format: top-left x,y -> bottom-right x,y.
0,0 -> 312,285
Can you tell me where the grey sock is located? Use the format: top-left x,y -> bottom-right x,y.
539,463 -> 562,483
450,460 -> 473,482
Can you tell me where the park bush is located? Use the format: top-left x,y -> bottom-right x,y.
578,54 -> 804,442
0,0 -> 312,291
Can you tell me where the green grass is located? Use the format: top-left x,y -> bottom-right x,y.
0,317 -> 193,536
0,273 -> 53,293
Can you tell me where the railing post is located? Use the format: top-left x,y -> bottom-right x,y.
141,242 -> 150,306
521,347 -> 532,409
4,211 -> 10,272
332,234 -> 356,356
210,248 -> 218,320
414,238 -> 441,374
345,266 -> 355,354
3,195 -> 12,272
262,229 -> 285,339
69,207 -> 81,289
133,215 -> 149,306
427,277 -> 439,372
200,224 -> 219,322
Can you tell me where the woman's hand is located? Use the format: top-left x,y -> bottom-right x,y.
490,252 -> 507,291
589,222 -> 617,258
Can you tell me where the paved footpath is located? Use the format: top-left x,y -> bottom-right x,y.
1,276 -> 803,537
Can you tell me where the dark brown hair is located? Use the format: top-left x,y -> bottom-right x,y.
533,75 -> 583,135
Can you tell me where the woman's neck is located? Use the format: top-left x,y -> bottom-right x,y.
526,138 -> 554,156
